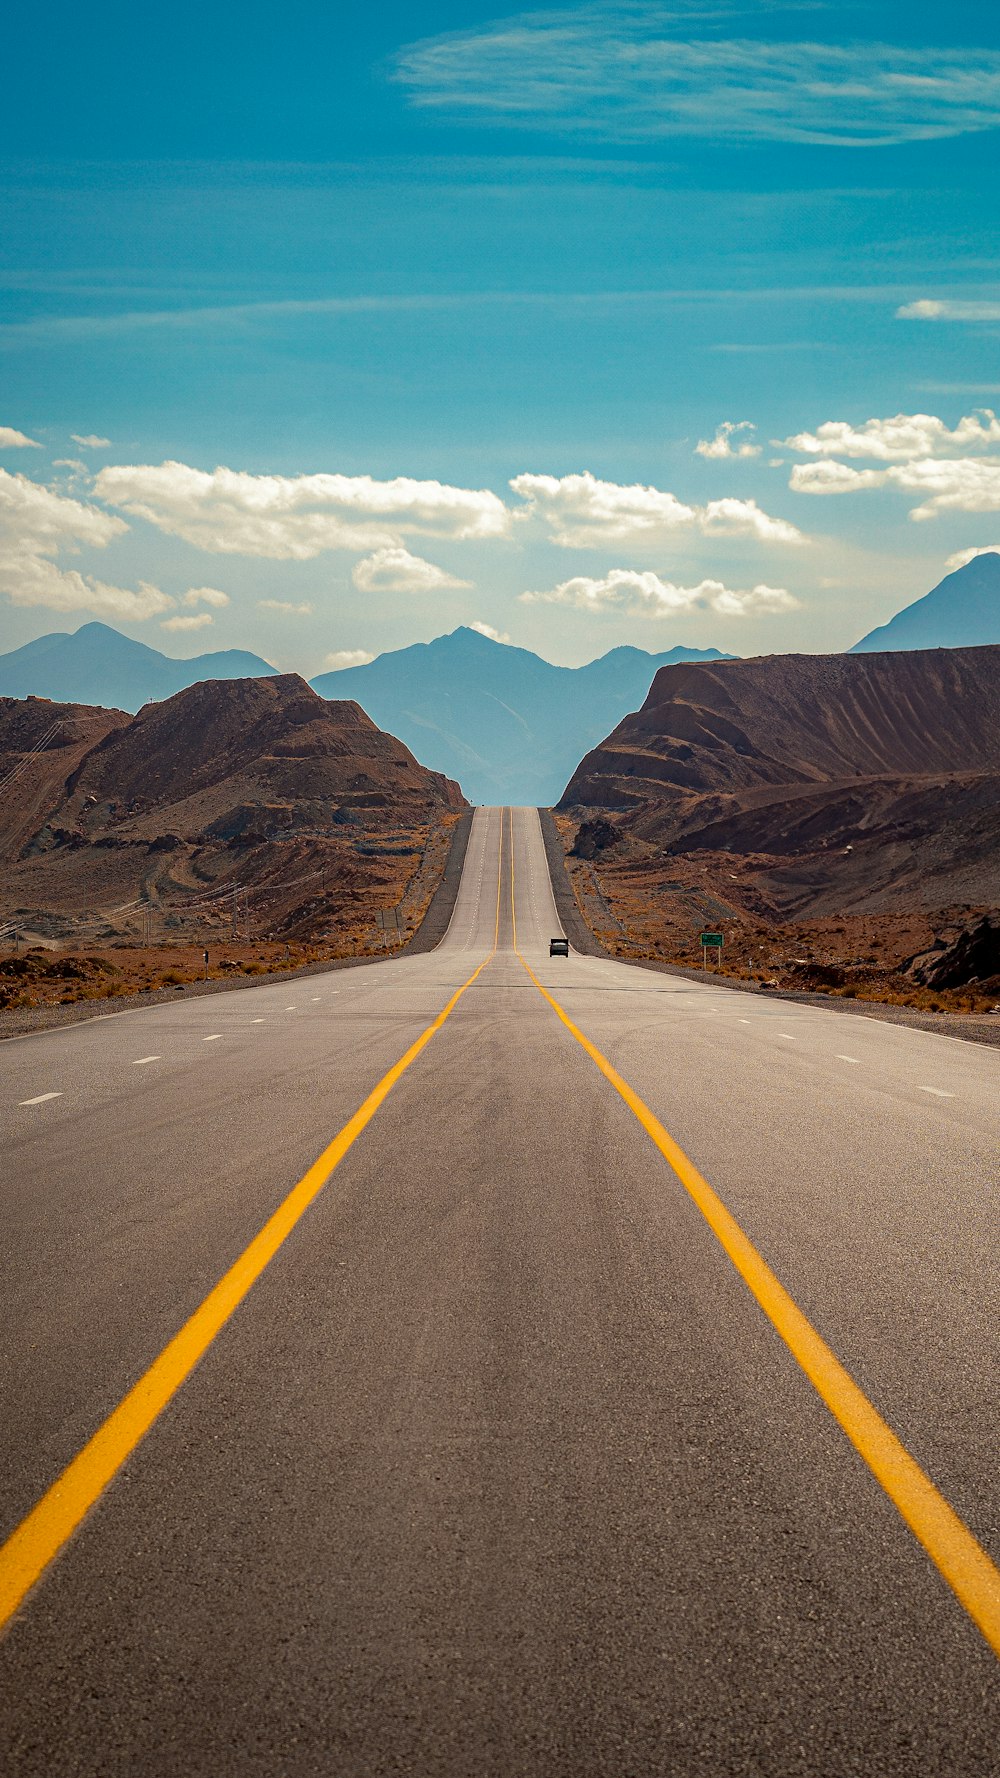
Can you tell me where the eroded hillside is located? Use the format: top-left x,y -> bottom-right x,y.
556,646 -> 1000,1009
0,677 -> 466,999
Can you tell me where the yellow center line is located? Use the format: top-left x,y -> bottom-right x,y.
511,817 -> 1000,1658
0,811 -> 506,1636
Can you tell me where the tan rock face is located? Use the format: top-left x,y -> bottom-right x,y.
559,645 -> 1000,918
562,645 -> 1000,809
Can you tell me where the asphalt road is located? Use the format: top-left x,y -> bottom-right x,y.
1,806 -> 997,1775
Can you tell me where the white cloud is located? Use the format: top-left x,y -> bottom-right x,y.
52,458 -> 87,472
784,410 -> 1000,461
510,470 -> 803,547
790,455 -> 1000,519
898,299 -> 1000,323
700,496 -> 801,543
0,425 -> 41,449
257,598 -> 313,615
469,620 -> 511,642
182,585 -> 230,608
71,433 -> 111,449
695,421 -> 761,461
351,546 -> 472,594
395,17 -> 1000,148
0,467 -> 173,620
93,461 -> 510,558
944,545 -> 1000,570
323,649 -> 376,670
519,569 -> 798,618
161,612 -> 214,633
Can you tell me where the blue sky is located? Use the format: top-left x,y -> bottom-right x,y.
2,0 -> 999,670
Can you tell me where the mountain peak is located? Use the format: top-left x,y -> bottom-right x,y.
0,622 -> 278,711
852,551 -> 1000,653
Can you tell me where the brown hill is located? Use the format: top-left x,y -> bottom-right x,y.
559,646 -> 1000,918
1,676 -> 466,952
0,696 -> 129,864
563,646 -> 1000,807
59,673 -> 464,840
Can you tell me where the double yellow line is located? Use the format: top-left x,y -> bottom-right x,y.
508,812 -> 1000,1657
1,806 -> 998,1662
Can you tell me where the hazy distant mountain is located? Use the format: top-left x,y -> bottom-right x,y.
852,551 -> 1000,653
0,621 -> 278,710
310,627 -> 734,804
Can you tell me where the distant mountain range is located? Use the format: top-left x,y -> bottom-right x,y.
851,551 -> 1000,652
5,548 -> 999,805
310,630 -> 734,804
0,620 -> 732,806
0,622 -> 277,709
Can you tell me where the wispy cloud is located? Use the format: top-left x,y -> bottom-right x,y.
161,612 -> 213,632
0,285 -> 937,346
695,420 -> 760,460
71,433 -> 111,449
183,585 -> 230,608
0,425 -> 41,448
323,648 -> 376,670
519,568 -> 798,617
944,545 -> 1000,570
898,299 -> 1000,322
395,11 -> 1000,147
257,598 -> 313,615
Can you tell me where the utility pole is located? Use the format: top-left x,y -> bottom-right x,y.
231,887 -> 238,941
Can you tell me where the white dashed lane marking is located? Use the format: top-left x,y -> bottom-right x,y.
919,1086 -> 956,1098
202,1034 -> 222,1043
132,1056 -> 160,1067
778,1033 -> 796,1041
251,1018 -> 265,1024
837,1055 -> 861,1065
19,1092 -> 61,1106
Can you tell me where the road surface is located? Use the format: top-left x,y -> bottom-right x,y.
1,806 -> 997,1775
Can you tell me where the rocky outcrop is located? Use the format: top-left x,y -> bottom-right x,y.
908,918 -> 1000,990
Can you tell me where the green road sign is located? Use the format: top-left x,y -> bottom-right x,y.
700,932 -> 724,947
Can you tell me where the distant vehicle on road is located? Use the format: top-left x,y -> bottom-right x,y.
549,937 -> 569,957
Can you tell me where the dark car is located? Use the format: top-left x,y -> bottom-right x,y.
549,937 -> 569,957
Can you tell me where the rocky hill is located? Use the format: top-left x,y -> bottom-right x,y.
59,674 -> 463,840
0,697 -> 129,864
559,645 -> 1000,916
0,676 -> 465,951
